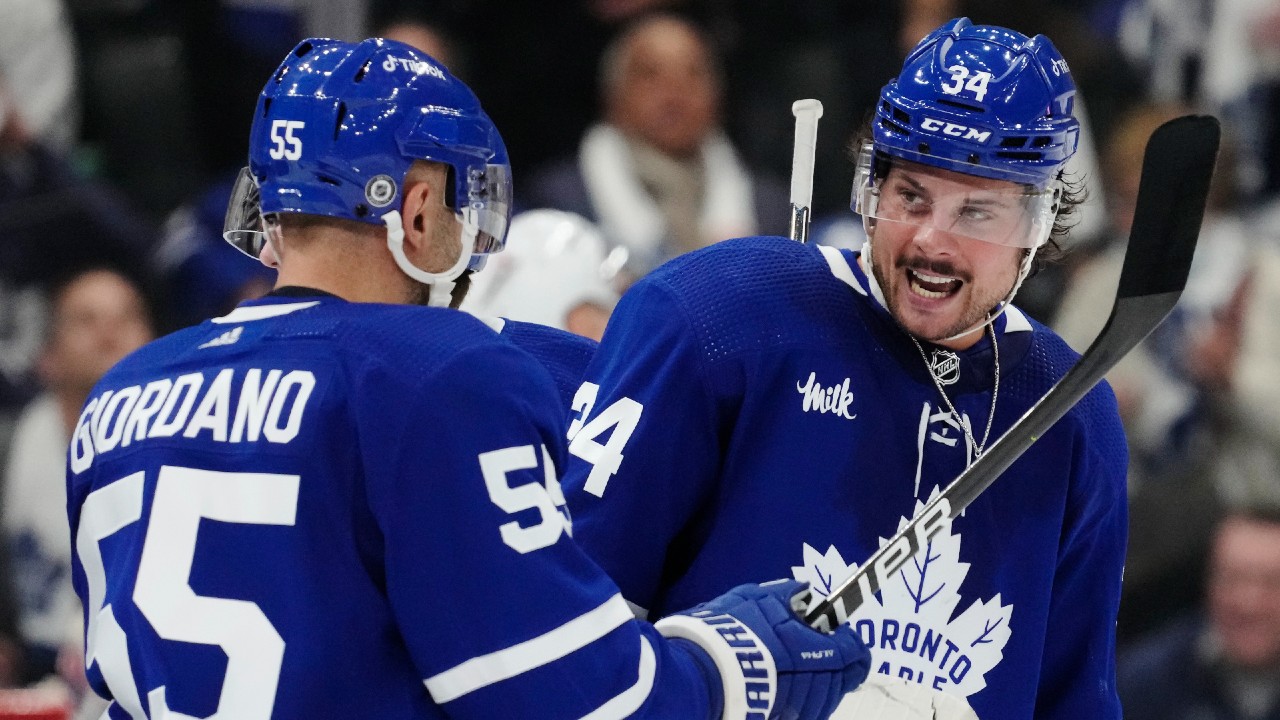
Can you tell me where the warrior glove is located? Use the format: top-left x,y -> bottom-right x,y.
658,579 -> 871,720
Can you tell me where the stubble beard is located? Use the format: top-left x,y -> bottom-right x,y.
871,252 -> 1010,344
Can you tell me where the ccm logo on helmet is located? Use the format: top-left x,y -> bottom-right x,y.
920,117 -> 991,143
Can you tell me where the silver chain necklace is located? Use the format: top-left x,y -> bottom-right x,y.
909,320 -> 1000,460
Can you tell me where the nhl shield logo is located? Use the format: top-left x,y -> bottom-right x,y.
929,349 -> 961,386
365,175 -> 397,207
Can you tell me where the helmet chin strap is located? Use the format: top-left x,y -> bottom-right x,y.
383,209 -> 478,307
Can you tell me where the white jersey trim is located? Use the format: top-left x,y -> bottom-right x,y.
424,592 -> 635,703
579,636 -> 657,720
824,244 -> 1034,337
819,245 -> 867,296
212,301 -> 320,324
1002,305 -> 1032,334
465,311 -> 507,333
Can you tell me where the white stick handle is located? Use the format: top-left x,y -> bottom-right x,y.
789,99 -> 823,243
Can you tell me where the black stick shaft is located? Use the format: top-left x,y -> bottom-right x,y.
803,115 -> 1220,630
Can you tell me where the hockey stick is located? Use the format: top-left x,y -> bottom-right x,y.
788,99 -> 824,242
803,114 -> 1221,630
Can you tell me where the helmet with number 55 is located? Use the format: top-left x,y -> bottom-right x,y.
223,37 -> 512,306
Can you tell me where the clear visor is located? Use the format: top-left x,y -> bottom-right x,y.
222,167 -> 274,259
222,163 -> 514,260
851,143 -> 1059,249
465,163 -> 513,255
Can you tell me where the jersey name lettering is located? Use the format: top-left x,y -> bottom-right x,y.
70,368 -> 317,474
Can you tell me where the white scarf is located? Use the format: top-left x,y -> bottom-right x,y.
578,123 -> 757,272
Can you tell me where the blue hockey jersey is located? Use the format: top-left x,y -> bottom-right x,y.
563,237 -> 1129,720
67,292 -> 717,719
469,313 -> 598,413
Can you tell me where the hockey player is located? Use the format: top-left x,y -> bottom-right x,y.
66,38 -> 871,719
465,209 -> 620,343
563,18 -> 1127,720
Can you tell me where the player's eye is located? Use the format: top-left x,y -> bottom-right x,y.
896,189 -> 930,214
957,205 -> 993,222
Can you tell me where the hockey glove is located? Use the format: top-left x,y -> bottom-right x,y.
656,579 -> 871,720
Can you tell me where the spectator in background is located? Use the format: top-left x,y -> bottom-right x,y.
526,13 -> 787,283
1105,0 -> 1280,197
0,80 -> 156,410
0,0 -> 80,153
1054,103 -> 1265,485
1054,103 -> 1276,642
446,0 -> 692,174
465,210 -> 621,341
1118,505 -> 1280,720
3,268 -> 153,694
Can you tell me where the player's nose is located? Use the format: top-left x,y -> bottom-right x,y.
260,239 -> 281,269
909,222 -> 953,253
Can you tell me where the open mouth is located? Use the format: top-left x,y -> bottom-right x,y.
907,268 -> 962,299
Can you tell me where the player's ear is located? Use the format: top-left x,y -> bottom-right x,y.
399,174 -> 434,255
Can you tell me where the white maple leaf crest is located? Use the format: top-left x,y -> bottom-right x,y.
790,487 -> 1013,697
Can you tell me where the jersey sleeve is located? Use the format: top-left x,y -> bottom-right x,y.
1035,394 -> 1128,720
562,278 -> 726,616
357,340 -> 717,719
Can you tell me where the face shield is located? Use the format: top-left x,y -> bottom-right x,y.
852,143 -> 1060,250
462,163 -> 513,258
223,158 -> 512,271
222,167 -> 278,259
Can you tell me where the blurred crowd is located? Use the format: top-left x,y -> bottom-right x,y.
0,0 -> 1279,717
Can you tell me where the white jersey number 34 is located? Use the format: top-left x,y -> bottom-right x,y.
566,382 -> 644,498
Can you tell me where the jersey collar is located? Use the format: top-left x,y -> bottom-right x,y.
818,241 -> 1035,391
210,287 -> 340,324
818,242 -> 1033,336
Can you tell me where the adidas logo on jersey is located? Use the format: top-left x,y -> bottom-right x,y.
199,326 -> 243,349
796,372 -> 857,420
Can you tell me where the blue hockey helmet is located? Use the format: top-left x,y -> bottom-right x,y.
223,37 -> 511,279
871,17 -> 1078,186
853,18 -> 1080,249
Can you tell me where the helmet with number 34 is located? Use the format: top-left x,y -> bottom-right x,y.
223,37 -> 511,279
852,17 -> 1080,251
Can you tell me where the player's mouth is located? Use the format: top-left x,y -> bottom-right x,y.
906,268 -> 962,299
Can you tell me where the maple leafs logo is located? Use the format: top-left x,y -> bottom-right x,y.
790,488 -> 1012,697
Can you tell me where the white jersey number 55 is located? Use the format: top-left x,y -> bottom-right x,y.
78,466 -> 298,720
